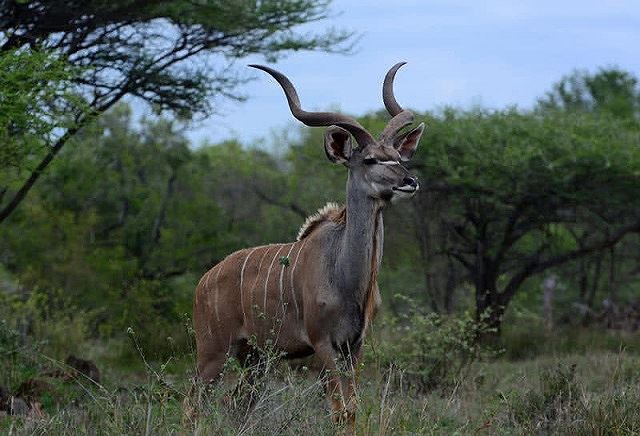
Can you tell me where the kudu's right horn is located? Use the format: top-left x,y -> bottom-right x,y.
379,62 -> 415,143
249,64 -> 376,148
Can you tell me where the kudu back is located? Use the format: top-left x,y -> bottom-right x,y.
193,62 -> 425,424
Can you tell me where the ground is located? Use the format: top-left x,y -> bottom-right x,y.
1,320 -> 639,435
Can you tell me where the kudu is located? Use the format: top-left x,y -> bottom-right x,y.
192,62 -> 424,425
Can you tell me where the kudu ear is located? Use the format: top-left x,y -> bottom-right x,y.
394,122 -> 425,161
324,126 -> 353,164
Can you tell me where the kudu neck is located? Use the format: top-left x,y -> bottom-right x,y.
338,174 -> 385,302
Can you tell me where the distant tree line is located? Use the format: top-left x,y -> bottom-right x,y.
1,1 -> 639,341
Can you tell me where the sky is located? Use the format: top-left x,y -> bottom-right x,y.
181,0 -> 640,147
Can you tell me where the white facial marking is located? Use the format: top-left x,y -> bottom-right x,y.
371,182 -> 385,192
364,155 -> 400,166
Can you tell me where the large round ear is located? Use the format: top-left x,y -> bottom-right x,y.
324,126 -> 353,164
394,122 -> 425,161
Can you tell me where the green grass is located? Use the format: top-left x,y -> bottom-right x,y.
2,320 -> 640,434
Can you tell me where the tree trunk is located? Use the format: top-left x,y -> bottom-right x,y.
474,269 -> 503,337
444,256 -> 457,314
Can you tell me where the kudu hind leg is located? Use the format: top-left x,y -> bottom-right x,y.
183,352 -> 227,427
228,338 -> 266,409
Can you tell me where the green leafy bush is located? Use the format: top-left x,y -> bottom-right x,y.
377,298 -> 498,392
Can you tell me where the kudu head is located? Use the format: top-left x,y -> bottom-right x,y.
250,62 -> 424,203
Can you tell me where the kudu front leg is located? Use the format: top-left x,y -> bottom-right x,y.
314,341 -> 349,424
343,347 -> 363,431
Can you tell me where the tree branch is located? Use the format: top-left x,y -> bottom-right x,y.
500,219 -> 640,305
0,88 -> 127,224
252,186 -> 309,219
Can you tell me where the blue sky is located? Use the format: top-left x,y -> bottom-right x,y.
183,0 -> 640,146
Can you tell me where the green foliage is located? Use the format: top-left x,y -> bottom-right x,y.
0,49 -> 81,182
0,0 -> 352,117
0,103 -> 310,360
377,298 -> 497,392
421,109 -> 640,211
0,0 -> 353,224
0,49 -> 74,136
0,318 -> 42,391
413,106 -> 640,325
538,67 -> 640,118
13,289 -> 91,358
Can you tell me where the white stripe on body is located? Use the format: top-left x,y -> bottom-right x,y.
263,244 -> 285,319
240,248 -> 259,323
278,243 -> 296,312
289,238 -> 308,319
250,245 -> 271,325
202,270 -> 214,338
212,264 -> 223,328
203,267 -> 215,308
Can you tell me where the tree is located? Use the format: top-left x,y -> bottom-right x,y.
0,102 -> 306,351
537,67 -> 640,119
0,49 -> 79,202
414,108 -> 640,332
0,0 -> 351,223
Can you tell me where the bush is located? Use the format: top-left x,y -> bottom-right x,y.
0,287 -> 92,359
376,298 -> 498,392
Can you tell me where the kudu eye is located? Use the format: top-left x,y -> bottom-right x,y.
363,157 -> 378,165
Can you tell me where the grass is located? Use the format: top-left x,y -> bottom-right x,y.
2,318 -> 640,435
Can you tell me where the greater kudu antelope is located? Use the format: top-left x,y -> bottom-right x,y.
193,62 -> 424,424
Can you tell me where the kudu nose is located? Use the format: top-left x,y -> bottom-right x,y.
403,176 -> 418,187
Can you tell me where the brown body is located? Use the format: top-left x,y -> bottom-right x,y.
194,206 -> 380,380
192,62 -> 425,427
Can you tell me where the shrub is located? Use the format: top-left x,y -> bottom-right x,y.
1,287 -> 92,359
376,297 -> 498,392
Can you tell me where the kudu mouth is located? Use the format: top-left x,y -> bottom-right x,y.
249,62 -> 417,150
393,181 -> 419,194
393,186 -> 419,193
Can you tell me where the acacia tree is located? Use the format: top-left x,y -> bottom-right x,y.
0,0 -> 351,223
0,49 -> 77,206
415,109 -> 640,332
